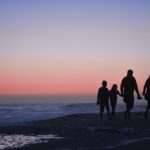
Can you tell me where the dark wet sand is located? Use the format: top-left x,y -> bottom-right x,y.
0,112 -> 150,150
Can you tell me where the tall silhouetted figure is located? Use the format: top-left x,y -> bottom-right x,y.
120,69 -> 142,119
97,80 -> 111,120
143,75 -> 150,118
109,84 -> 122,119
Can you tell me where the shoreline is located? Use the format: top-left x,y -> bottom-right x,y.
0,101 -> 147,126
0,112 -> 150,150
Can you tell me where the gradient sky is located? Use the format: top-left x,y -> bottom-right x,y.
0,0 -> 150,95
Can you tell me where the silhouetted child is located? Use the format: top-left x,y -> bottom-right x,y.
97,80 -> 111,120
109,84 -> 122,119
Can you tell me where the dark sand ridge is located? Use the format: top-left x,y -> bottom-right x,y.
0,112 -> 150,150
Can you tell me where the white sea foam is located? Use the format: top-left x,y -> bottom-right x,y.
0,134 -> 62,150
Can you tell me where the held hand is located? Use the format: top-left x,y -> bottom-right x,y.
120,94 -> 124,97
137,95 -> 142,100
120,93 -> 124,97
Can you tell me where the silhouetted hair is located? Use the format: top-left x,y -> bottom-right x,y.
102,80 -> 107,87
111,84 -> 117,90
127,69 -> 133,76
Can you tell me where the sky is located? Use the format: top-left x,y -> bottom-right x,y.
0,0 -> 150,95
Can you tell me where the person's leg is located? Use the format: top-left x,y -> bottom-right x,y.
105,104 -> 111,120
125,102 -> 130,119
124,104 -> 128,119
110,102 -> 113,115
124,99 -> 128,119
113,105 -> 116,118
125,97 -> 134,119
127,99 -> 134,119
113,101 -> 117,118
100,104 -> 104,120
123,97 -> 128,119
111,105 -> 115,117
145,99 -> 150,118
146,99 -> 150,111
110,101 -> 113,116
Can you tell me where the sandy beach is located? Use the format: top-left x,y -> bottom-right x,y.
0,112 -> 150,150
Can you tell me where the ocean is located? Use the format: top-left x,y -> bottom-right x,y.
0,95 -> 147,126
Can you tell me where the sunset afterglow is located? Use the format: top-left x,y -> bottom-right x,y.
0,0 -> 150,95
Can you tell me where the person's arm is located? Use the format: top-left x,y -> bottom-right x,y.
107,89 -> 110,100
143,80 -> 147,95
97,89 -> 100,104
117,90 -> 123,97
120,79 -> 124,96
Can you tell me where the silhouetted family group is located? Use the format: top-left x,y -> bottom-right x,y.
97,69 -> 150,120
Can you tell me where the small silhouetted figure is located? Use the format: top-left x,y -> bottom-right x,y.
97,80 -> 111,120
143,75 -> 150,118
109,84 -> 122,119
120,69 -> 142,119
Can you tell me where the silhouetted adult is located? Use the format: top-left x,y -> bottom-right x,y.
143,75 -> 150,118
97,80 -> 111,120
109,84 -> 122,119
120,69 -> 142,119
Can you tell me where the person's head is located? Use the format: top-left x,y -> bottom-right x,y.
127,69 -> 133,77
111,84 -> 117,90
102,80 -> 107,87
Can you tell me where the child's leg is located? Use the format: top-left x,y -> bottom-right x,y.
111,105 -> 115,116
100,104 -> 104,120
105,104 -> 111,119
